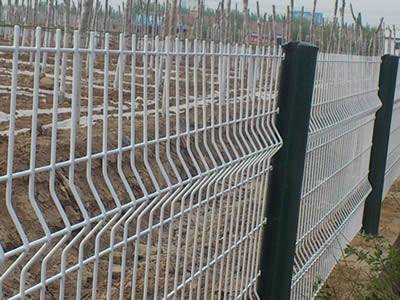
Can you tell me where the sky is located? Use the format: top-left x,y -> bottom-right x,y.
203,0 -> 400,27
106,0 -> 399,30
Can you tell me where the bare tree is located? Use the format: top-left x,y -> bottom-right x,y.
286,5 -> 290,42
60,0 -> 71,99
194,0 -> 201,38
162,0 -> 169,38
309,0 -> 317,43
348,23 -> 355,54
224,0 -> 231,43
262,13 -> 269,45
327,0 -> 338,52
0,0 -> 3,26
195,0 -> 204,39
298,6 -> 304,41
79,0 -> 94,35
144,0 -> 151,35
103,0 -> 109,33
115,0 -> 135,90
232,2 -> 238,42
242,0 -> 248,43
123,0 -> 133,34
7,0 -> 12,24
256,1 -> 261,46
388,26 -> 393,54
272,4 -> 276,45
29,0 -> 39,62
372,17 -> 384,55
282,15 -> 287,43
21,0 -> 31,46
41,0 -> 55,74
289,0 -> 294,41
73,0 -> 94,125
219,0 -> 224,42
267,17 -> 272,46
168,0 -> 178,37
337,0 -> 345,53
90,0 -> 100,31
199,0 -> 205,39
319,18 -> 325,50
213,2 -> 221,41
175,0 -> 182,38
350,3 -> 363,54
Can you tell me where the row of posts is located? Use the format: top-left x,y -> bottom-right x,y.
255,42 -> 399,299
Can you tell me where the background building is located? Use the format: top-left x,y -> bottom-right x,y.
293,10 -> 324,26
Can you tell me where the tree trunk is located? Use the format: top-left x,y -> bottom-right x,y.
224,0 -> 231,43
0,0 -> 3,33
162,0 -> 169,38
309,0 -> 317,43
76,0 -> 93,125
219,0 -> 224,42
60,0 -> 70,100
289,0 -> 294,41
29,0 -> 39,62
337,0 -> 345,53
393,25 -> 396,55
103,0 -> 109,32
242,0 -> 248,43
199,0 -> 204,39
79,0 -> 94,36
168,0 -> 177,37
41,0 -> 54,74
123,0 -> 133,34
372,17 -> 384,56
272,4 -> 276,45
286,5 -> 290,42
90,0 -> 100,31
298,6 -> 304,41
233,2 -> 237,42
327,0 -> 338,53
256,1 -> 261,46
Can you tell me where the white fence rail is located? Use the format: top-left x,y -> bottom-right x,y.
0,26 -> 282,299
292,54 -> 381,298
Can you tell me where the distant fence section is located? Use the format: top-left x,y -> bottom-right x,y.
384,62 -> 400,196
0,26 -> 399,300
292,54 -> 381,298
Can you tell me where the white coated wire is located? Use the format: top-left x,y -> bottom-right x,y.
0,26 -> 282,299
383,60 -> 400,198
291,53 -> 382,299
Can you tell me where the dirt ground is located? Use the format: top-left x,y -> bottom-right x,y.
317,179 -> 400,299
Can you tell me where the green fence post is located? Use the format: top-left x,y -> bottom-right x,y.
362,55 -> 399,235
257,42 -> 318,300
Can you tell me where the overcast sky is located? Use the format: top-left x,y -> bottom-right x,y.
203,0 -> 400,27
106,0 -> 399,29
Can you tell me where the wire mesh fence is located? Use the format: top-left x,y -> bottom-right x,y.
383,61 -> 400,197
0,25 -> 399,300
291,53 -> 382,299
0,26 -> 283,299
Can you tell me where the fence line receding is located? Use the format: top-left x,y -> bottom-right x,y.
383,61 -> 400,197
292,53 -> 381,299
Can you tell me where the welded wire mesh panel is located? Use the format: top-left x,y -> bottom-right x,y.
0,26 -> 282,299
383,61 -> 400,197
291,53 -> 381,299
